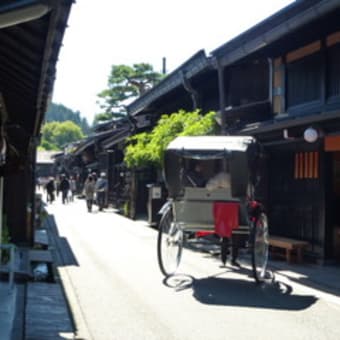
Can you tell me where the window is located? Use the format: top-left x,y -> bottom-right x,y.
287,52 -> 322,107
227,60 -> 268,107
327,43 -> 340,99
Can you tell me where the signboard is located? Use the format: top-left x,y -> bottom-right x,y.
325,136 -> 340,151
152,187 -> 162,199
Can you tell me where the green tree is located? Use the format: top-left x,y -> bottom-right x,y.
124,110 -> 217,168
40,121 -> 59,150
97,63 -> 163,117
40,120 -> 84,150
45,103 -> 91,134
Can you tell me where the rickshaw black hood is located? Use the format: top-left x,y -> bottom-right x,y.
164,136 -> 257,199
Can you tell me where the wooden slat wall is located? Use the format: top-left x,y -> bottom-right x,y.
294,152 -> 319,179
269,151 -> 322,251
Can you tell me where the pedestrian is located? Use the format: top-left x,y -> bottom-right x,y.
95,172 -> 108,211
84,175 -> 95,212
59,174 -> 70,204
36,177 -> 41,190
55,175 -> 60,197
69,176 -> 77,202
45,177 -> 55,203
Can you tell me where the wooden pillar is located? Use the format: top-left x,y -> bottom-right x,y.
318,148 -> 328,263
107,150 -> 115,205
216,59 -> 227,135
273,57 -> 285,115
0,177 -> 4,253
129,170 -> 137,220
320,38 -> 327,105
4,167 -> 33,246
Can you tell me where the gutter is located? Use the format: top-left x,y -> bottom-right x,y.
180,71 -> 200,110
0,0 -> 52,29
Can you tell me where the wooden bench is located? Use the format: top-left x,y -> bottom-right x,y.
269,236 -> 309,264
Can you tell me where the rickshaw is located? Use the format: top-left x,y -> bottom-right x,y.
157,136 -> 269,283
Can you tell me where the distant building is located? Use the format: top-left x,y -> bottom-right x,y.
36,151 -> 59,178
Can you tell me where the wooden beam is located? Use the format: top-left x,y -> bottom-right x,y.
286,41 -> 321,63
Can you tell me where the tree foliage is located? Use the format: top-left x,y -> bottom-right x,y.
46,103 -> 90,134
97,63 -> 163,116
124,110 -> 217,168
40,120 -> 84,150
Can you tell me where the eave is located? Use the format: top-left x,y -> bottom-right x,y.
127,50 -> 212,116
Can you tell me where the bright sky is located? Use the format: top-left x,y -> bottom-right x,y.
52,0 -> 294,124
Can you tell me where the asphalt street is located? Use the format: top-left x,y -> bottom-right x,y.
46,198 -> 340,340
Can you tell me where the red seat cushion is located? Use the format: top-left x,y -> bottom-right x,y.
195,231 -> 215,238
213,202 -> 240,237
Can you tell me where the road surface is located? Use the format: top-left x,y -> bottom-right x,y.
47,198 -> 340,340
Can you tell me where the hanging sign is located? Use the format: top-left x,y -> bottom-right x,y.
325,136 -> 340,151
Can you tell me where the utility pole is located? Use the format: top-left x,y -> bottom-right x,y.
162,57 -> 167,75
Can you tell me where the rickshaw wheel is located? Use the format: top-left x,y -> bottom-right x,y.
251,213 -> 269,283
157,207 -> 183,276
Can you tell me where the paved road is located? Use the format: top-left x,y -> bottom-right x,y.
47,199 -> 340,340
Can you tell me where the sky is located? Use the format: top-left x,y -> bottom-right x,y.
52,0 -> 295,124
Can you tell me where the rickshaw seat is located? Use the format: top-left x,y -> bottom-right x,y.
183,187 -> 234,201
173,187 -> 241,232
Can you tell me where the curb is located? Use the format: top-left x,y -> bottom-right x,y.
45,212 -> 92,340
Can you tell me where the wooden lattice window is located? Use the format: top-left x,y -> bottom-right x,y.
287,52 -> 322,107
294,152 -> 319,179
327,42 -> 340,99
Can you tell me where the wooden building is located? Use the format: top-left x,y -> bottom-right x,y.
126,51 -> 218,219
210,0 -> 340,262
0,1 -> 73,245
126,0 -> 340,262
61,118 -> 132,208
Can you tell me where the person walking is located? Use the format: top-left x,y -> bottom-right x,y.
55,175 -> 60,198
84,175 -> 96,212
69,176 -> 77,202
59,175 -> 70,204
45,177 -> 55,203
95,172 -> 108,211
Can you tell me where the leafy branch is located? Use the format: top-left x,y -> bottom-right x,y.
124,110 -> 216,168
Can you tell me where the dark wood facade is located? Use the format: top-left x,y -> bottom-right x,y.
123,0 -> 340,262
59,119 -> 132,210
51,1 -> 340,262
0,1 -> 73,245
211,1 -> 340,262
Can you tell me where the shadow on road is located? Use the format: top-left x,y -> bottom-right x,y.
46,214 -> 79,267
163,272 -> 317,311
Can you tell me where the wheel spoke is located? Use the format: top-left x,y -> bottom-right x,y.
252,213 -> 269,283
157,208 -> 183,276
